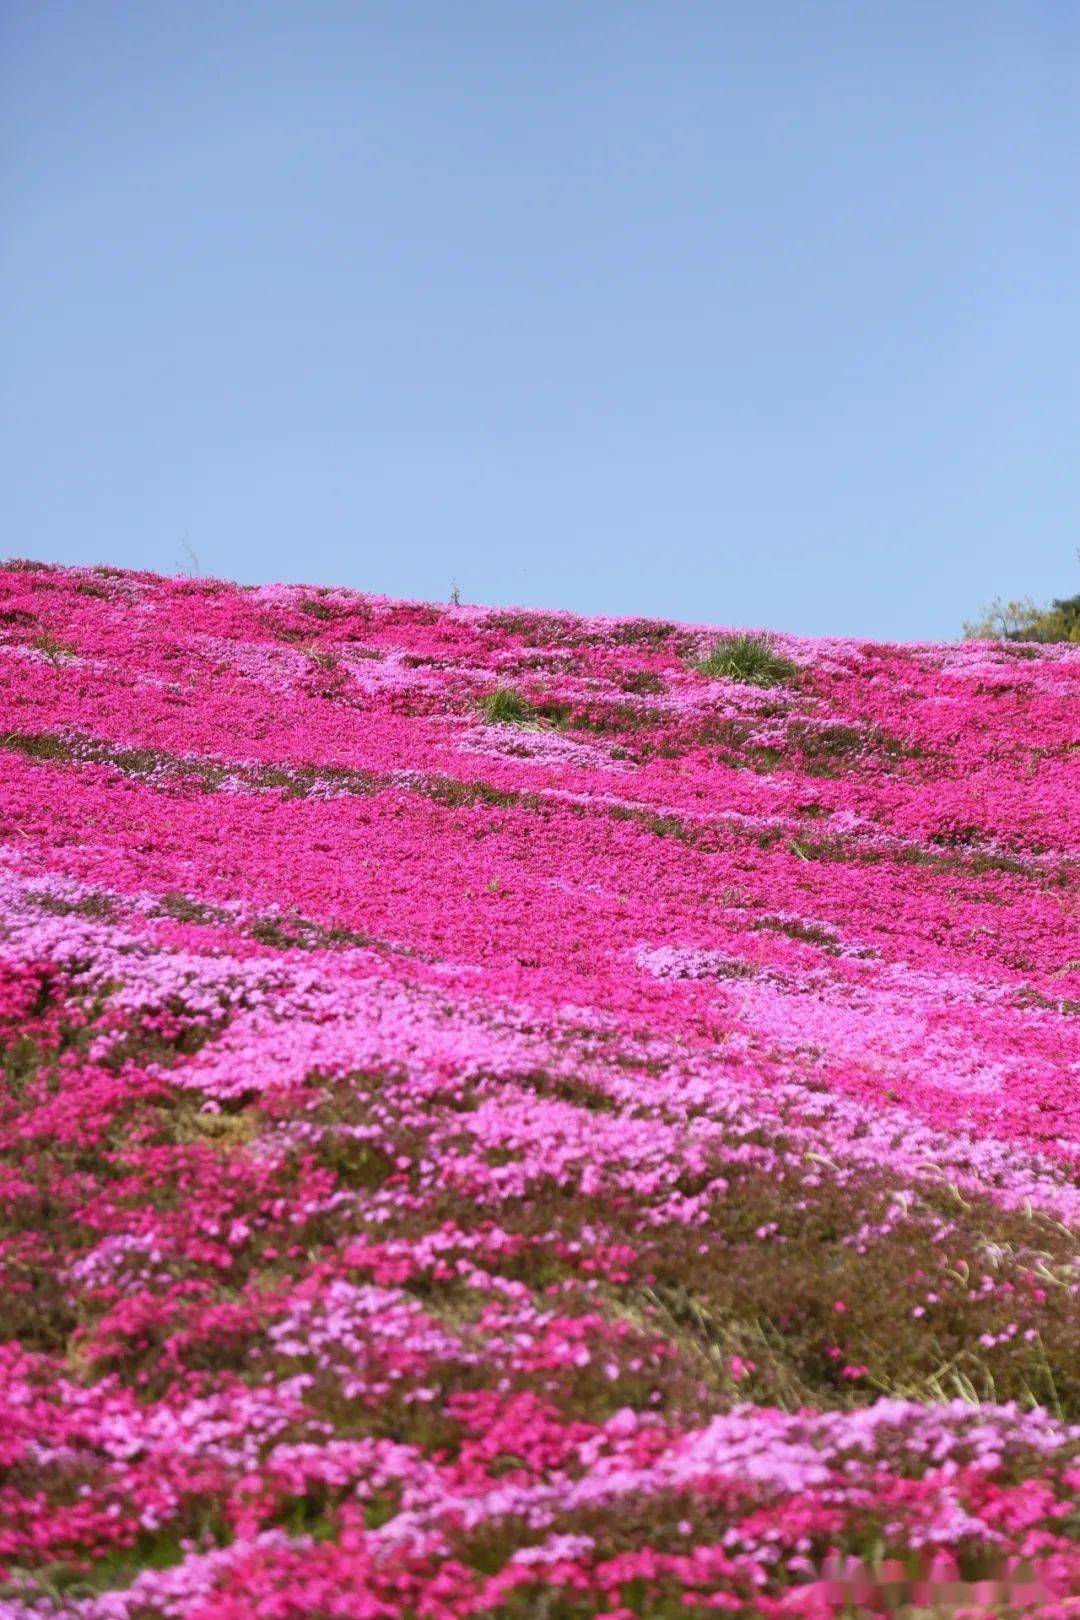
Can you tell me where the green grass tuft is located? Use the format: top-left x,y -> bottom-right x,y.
30,631 -> 77,665
695,632 -> 798,687
480,686 -> 534,725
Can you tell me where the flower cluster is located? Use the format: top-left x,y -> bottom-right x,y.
0,561 -> 1077,1617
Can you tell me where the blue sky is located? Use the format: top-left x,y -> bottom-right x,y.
3,3 -> 1077,639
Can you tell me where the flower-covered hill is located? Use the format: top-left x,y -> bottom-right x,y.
0,559 -> 1077,1619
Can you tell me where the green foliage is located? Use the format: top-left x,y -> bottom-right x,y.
694,633 -> 798,687
31,631 -> 77,664
963,592 -> 1080,644
480,686 -> 534,725
1,730 -> 75,763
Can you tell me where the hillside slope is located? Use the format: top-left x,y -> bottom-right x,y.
1,561 -> 1078,1617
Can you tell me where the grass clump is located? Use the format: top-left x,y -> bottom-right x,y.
695,632 -> 798,688
1,730 -> 76,764
31,631 -> 77,664
480,686 -> 534,725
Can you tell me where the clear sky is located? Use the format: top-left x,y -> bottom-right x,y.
3,3 -> 1077,640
